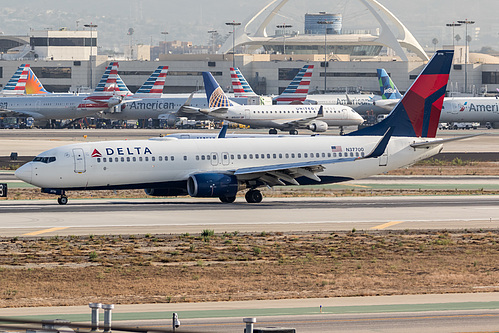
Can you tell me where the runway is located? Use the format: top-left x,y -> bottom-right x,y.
1,195 -> 499,237
1,293 -> 498,332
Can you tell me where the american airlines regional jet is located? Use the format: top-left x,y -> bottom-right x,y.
16,50 -> 475,205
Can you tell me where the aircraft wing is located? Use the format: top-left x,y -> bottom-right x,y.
231,127 -> 393,186
0,108 -> 44,119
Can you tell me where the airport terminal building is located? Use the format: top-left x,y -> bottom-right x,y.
0,0 -> 498,98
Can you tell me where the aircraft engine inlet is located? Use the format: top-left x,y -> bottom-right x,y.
187,173 -> 239,198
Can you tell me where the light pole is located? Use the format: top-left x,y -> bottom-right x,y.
276,24 -> 292,54
446,22 -> 461,49
457,19 -> 475,94
84,23 -> 97,89
225,21 -> 241,69
317,20 -> 333,94
161,31 -> 168,54
208,30 -> 217,54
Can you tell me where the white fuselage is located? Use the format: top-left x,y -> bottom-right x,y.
440,97 -> 499,123
0,95 -> 103,120
305,94 -> 384,115
376,97 -> 499,123
16,135 -> 441,191
100,95 -> 250,120
206,104 -> 364,130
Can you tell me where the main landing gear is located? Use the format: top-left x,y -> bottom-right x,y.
57,194 -> 68,205
289,129 -> 298,135
245,189 -> 263,203
269,128 -> 278,135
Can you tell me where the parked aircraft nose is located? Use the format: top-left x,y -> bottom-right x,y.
350,110 -> 365,125
15,163 -> 32,184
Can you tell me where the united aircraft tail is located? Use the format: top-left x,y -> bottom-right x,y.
377,68 -> 402,99
202,72 -> 234,108
274,64 -> 314,105
230,67 -> 257,97
134,66 -> 168,97
349,50 -> 453,138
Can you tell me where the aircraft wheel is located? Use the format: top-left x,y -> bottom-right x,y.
245,190 -> 263,203
219,195 -> 236,203
269,128 -> 278,135
289,129 -> 298,135
57,196 -> 68,205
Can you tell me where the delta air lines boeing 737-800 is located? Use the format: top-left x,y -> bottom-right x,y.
17,51 -> 476,205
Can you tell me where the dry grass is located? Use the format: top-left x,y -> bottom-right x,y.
1,230 -> 498,307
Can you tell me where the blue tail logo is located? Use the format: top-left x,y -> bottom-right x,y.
202,72 -> 232,108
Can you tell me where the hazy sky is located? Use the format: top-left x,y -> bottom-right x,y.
1,0 -> 497,52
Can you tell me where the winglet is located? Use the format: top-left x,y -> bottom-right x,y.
217,124 -> 228,138
364,127 -> 394,158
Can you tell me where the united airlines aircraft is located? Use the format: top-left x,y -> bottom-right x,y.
16,51 -> 474,205
201,72 -> 364,135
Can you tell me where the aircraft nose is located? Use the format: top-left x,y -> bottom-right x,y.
351,110 -> 364,124
15,163 -> 32,184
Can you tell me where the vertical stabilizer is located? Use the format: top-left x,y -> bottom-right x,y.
202,72 -> 234,108
349,50 -> 453,138
274,64 -> 314,104
2,64 -> 31,94
94,62 -> 131,96
135,66 -> 168,97
377,68 -> 402,99
230,67 -> 257,97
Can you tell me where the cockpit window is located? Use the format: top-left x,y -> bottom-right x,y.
33,156 -> 56,163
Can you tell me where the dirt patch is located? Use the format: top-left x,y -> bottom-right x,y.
0,230 -> 498,307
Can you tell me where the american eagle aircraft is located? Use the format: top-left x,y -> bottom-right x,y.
201,72 -> 364,135
17,50 -> 471,205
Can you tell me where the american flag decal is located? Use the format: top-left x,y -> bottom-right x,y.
331,146 -> 342,152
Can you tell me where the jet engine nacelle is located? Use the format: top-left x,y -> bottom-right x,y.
187,173 -> 239,198
144,188 -> 187,197
308,120 -> 328,132
158,114 -> 177,127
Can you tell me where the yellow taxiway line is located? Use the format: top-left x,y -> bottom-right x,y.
23,227 -> 69,236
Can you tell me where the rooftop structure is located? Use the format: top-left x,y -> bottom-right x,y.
218,0 -> 429,61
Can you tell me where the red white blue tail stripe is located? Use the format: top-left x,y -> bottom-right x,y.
274,64 -> 314,105
2,64 -> 30,94
78,62 -> 123,110
230,67 -> 257,97
135,66 -> 168,97
94,62 -> 131,96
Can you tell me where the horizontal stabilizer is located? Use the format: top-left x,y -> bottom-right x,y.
410,133 -> 483,149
